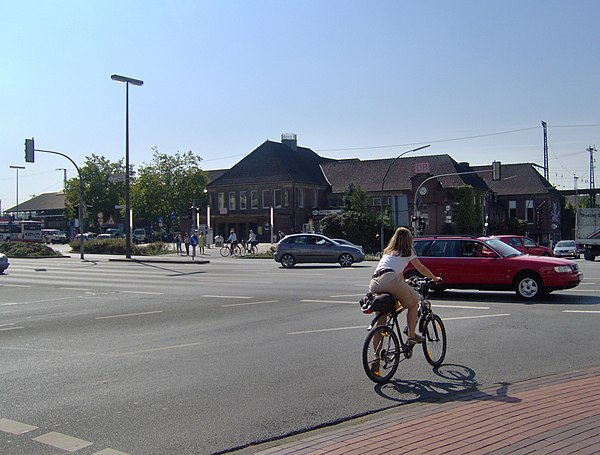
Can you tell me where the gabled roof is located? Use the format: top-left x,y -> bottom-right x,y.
320,154 -> 488,194
208,140 -> 334,187
472,163 -> 557,196
6,192 -> 65,213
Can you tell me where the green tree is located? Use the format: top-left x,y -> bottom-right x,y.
131,148 -> 208,233
343,183 -> 369,213
64,154 -> 125,231
452,186 -> 482,235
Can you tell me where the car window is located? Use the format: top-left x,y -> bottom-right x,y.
428,240 -> 459,257
507,237 -> 521,247
523,238 -> 536,247
290,236 -> 308,245
461,241 -> 476,257
413,240 -> 431,256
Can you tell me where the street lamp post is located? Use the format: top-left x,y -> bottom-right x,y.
9,165 -> 25,219
111,74 -> 143,259
379,145 -> 430,253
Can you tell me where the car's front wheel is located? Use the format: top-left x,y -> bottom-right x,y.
515,274 -> 544,300
280,254 -> 295,268
338,253 -> 354,267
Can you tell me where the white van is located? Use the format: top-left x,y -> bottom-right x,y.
133,228 -> 148,243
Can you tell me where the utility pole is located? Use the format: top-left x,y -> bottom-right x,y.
589,145 -> 596,208
541,121 -> 549,181
57,168 -> 67,192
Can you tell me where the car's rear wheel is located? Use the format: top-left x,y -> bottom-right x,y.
515,273 -> 544,300
280,254 -> 295,268
338,253 -> 354,267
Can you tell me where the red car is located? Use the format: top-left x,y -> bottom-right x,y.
491,235 -> 554,256
405,236 -> 581,300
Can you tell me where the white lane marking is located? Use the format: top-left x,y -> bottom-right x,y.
92,449 -> 132,455
59,287 -> 92,291
0,284 -> 31,287
0,418 -> 38,435
95,310 -> 163,320
202,295 -> 252,299
288,326 -> 367,335
122,291 -> 164,295
443,313 -> 511,321
33,431 -> 93,451
222,300 -> 279,307
300,299 -> 356,304
0,296 -> 75,306
563,310 -> 600,314
330,294 -> 367,298
433,304 -> 490,310
0,326 -> 24,332
114,342 -> 204,357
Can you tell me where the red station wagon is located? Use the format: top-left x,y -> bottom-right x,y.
405,236 -> 581,300
492,235 -> 554,256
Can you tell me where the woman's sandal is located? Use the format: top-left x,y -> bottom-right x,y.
407,334 -> 425,344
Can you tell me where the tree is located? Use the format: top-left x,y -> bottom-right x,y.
64,154 -> 125,231
452,186 -> 482,235
343,183 -> 369,213
131,148 -> 208,233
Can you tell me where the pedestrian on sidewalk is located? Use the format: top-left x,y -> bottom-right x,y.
183,232 -> 190,256
175,232 -> 183,255
190,231 -> 199,260
198,231 -> 205,254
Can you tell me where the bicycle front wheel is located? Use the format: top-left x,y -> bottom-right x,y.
362,325 -> 400,384
421,314 -> 447,367
220,246 -> 231,257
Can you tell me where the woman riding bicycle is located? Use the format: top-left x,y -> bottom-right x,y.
370,227 -> 441,344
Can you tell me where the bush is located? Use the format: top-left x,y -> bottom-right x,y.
0,241 -> 63,257
69,239 -> 170,255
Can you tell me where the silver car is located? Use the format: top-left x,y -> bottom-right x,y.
274,234 -> 365,268
553,240 -> 579,259
0,252 -> 9,274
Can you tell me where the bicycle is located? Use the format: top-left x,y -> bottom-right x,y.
220,242 -> 244,257
361,277 -> 447,384
243,239 -> 258,255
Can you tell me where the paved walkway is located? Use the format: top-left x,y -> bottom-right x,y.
236,366 -> 600,454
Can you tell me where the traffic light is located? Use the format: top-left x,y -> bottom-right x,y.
25,138 -> 35,163
492,160 -> 501,181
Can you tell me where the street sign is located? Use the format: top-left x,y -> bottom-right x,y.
115,204 -> 126,209
108,174 -> 126,183
158,216 -> 164,227
170,212 -> 176,221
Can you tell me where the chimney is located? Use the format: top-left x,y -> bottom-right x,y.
281,133 -> 297,151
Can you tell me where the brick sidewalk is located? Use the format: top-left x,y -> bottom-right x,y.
240,366 -> 600,454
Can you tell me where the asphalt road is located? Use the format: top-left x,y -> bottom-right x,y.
1,248 -> 599,454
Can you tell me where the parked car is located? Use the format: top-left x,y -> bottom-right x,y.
104,228 -> 124,238
132,228 -> 148,243
404,236 -> 581,300
553,240 -> 579,259
42,229 -> 68,244
332,238 -> 365,255
492,235 -> 554,256
74,232 -> 96,241
96,233 -> 113,240
274,233 -> 365,268
0,252 -> 9,274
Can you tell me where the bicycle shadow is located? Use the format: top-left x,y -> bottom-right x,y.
373,363 -> 521,405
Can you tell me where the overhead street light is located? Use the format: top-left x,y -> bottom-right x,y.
379,145 -> 430,253
111,74 -> 143,259
9,165 -> 25,220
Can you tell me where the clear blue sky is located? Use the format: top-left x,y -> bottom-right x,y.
1,0 -> 599,211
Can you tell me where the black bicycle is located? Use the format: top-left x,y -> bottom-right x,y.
362,277 -> 447,384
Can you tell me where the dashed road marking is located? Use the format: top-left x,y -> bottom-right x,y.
114,341 -> 204,356
0,418 -> 37,434
289,325 -> 366,335
444,313 -> 511,321
0,324 -> 24,332
203,295 -> 252,299
222,300 -> 279,307
95,310 -> 163,320
122,290 -> 164,295
563,310 -> 600,314
300,299 -> 356,304
33,431 -> 93,451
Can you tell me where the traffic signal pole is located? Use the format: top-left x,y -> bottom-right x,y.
24,138 -> 86,260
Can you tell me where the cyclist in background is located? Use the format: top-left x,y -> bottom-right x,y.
369,227 -> 441,344
226,228 -> 238,255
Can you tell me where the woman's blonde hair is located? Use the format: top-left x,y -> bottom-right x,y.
383,227 -> 413,257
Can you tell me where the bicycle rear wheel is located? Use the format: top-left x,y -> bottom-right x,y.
421,314 -> 447,367
220,246 -> 231,257
362,325 -> 400,384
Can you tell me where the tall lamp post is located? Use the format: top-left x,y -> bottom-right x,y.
9,165 -> 25,219
379,145 -> 430,253
111,74 -> 143,259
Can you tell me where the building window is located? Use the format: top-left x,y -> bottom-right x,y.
274,189 -> 282,208
283,189 -> 289,207
251,190 -> 258,209
372,197 -> 382,207
262,189 -> 270,208
218,192 -> 225,210
298,188 -> 304,208
526,200 -> 534,222
312,189 -> 318,208
229,192 -> 236,210
509,200 -> 517,219
240,191 -> 247,210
